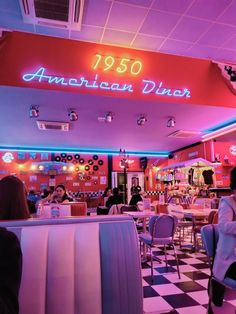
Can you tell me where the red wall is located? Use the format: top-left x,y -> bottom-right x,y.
0,151 -> 108,193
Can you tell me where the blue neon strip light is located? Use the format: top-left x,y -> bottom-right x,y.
0,146 -> 169,157
22,67 -> 191,98
204,118 -> 236,133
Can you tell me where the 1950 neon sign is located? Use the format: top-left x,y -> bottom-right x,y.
22,67 -> 191,98
92,54 -> 142,76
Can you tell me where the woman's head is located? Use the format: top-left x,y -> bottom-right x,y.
103,187 -> 112,197
230,167 -> 236,191
112,187 -> 120,196
55,184 -> 67,201
0,175 -> 30,220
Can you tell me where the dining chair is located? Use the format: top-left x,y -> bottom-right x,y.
201,224 -> 236,313
139,214 -> 181,281
193,210 -> 217,251
167,204 -> 192,248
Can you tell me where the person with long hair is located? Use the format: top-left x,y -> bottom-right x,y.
47,184 -> 73,204
0,175 -> 30,220
212,167 -> 236,305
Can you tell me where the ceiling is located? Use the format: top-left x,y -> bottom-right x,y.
0,0 -> 236,155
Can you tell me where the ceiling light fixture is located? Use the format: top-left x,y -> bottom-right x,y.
105,112 -> 114,123
137,115 -> 147,126
29,105 -> 39,118
68,109 -> 78,121
167,117 -> 175,127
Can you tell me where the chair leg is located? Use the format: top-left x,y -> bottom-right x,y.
150,246 -> 154,282
164,244 -> 168,270
172,243 -> 181,279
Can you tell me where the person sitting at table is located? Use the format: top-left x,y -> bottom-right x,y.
129,193 -> 143,206
102,187 -> 112,206
105,187 -> 123,209
212,167 -> 236,303
42,184 -> 74,204
0,175 -> 30,220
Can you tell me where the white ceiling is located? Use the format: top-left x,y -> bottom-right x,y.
0,0 -> 235,155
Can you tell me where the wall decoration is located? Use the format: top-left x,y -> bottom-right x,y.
41,153 -> 49,160
29,152 -> 37,159
17,152 -> 25,160
85,182 -> 92,186
85,165 -> 90,171
67,155 -> 73,161
74,154 -> 80,160
79,158 -> 85,164
98,160 -> 104,166
55,156 -> 61,162
88,159 -> 94,165
29,175 -> 37,182
93,165 -> 99,171
100,176 -> 107,185
66,176 -> 73,181
61,153 -> 67,158
73,182 -> 80,186
2,152 -> 14,163
93,155 -> 98,160
49,178 -> 56,187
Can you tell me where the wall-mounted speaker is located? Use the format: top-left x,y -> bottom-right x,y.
168,153 -> 174,159
140,157 -> 148,169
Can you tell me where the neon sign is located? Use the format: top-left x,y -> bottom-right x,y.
22,67 -> 191,98
2,152 -> 14,163
92,54 -> 142,76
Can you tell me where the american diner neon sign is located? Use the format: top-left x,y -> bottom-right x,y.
22,66 -> 191,98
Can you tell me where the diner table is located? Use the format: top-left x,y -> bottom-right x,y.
123,210 -> 156,232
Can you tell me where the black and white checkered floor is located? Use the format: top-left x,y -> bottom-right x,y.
142,244 -> 236,314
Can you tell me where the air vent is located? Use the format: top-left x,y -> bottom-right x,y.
19,0 -> 84,30
168,130 -> 201,138
36,120 -> 69,131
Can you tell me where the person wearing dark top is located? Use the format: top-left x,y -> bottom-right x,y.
105,187 -> 123,208
129,193 -> 143,206
202,169 -> 214,185
41,184 -> 73,204
188,168 -> 194,185
0,227 -> 22,314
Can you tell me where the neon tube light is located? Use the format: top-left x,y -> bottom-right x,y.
202,123 -> 236,142
0,146 -> 169,157
22,67 -> 191,99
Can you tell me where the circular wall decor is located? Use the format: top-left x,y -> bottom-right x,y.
72,160 -> 78,164
98,160 -> 104,166
92,155 -> 98,160
93,165 -> 99,171
74,154 -> 80,160
67,155 -> 73,161
61,158 -> 67,163
86,176 -> 91,181
88,159 -> 94,165
75,167 -> 80,172
79,158 -> 85,164
55,156 -> 61,162
85,165 -> 90,171
61,153 -> 67,158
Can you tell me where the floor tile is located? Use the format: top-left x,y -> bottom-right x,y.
178,265 -> 198,272
195,279 -> 209,289
143,286 -> 160,298
163,293 -> 199,308
152,283 -> 184,296
143,296 -> 173,313
155,266 -> 177,274
187,290 -> 209,304
176,305 -> 207,313
163,273 -> 192,283
175,281 -> 205,293
181,258 -> 204,264
143,275 -> 171,285
183,271 -> 209,280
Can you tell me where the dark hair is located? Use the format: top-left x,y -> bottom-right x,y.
55,184 -> 68,201
103,187 -> 111,198
112,187 -> 120,196
0,176 -> 30,220
230,167 -> 236,190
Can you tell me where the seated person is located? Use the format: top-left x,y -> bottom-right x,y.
41,184 -> 73,204
214,167 -> 236,280
0,227 -> 23,314
101,187 -> 112,206
106,187 -> 123,208
0,175 -> 30,220
129,193 -> 143,206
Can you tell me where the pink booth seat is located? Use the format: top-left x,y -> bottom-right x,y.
1,216 -> 143,314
